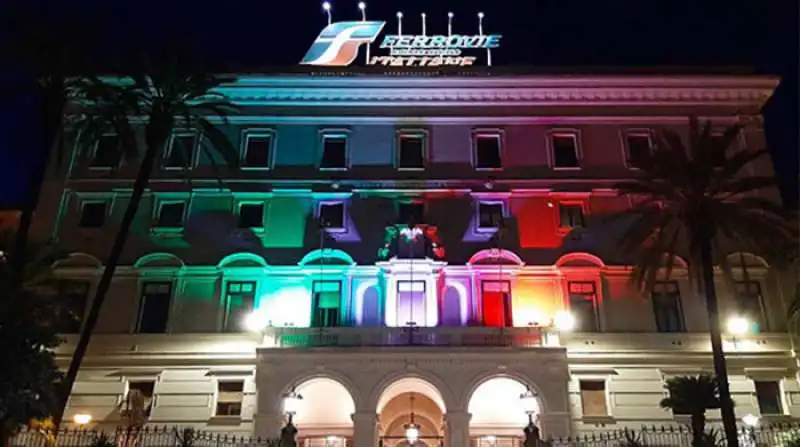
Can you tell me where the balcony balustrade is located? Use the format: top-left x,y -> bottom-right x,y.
261,326 -> 554,349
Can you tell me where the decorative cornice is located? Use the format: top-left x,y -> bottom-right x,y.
212,75 -> 779,108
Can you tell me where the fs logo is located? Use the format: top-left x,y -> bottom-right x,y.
300,21 -> 386,66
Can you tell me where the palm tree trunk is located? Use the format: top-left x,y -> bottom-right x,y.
697,238 -> 739,447
52,140 -> 162,430
690,412 -> 706,447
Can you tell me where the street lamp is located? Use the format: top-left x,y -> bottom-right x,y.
727,315 -> 751,336
322,2 -> 332,25
520,387 -> 541,444
404,394 -> 420,444
283,387 -> 303,422
73,413 -> 92,426
554,311 -> 575,332
742,414 -> 759,446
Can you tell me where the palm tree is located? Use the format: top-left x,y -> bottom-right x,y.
660,375 -> 722,447
613,117 -> 797,446
52,52 -> 240,428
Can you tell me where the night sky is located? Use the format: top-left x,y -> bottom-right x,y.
0,0 -> 797,207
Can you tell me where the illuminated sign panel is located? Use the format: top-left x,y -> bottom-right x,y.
301,14 -> 502,67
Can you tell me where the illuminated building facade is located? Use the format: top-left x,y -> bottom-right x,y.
34,69 -> 799,446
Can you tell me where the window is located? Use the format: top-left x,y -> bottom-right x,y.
477,202 -> 504,230
481,281 -> 512,328
734,280 -> 766,332
216,381 -> 244,417
238,203 -> 264,229
551,134 -> 580,168
318,202 -> 345,230
320,135 -> 347,170
165,134 -> 197,169
559,204 -> 585,228
651,281 -> 684,333
568,282 -> 599,332
312,281 -> 342,327
155,202 -> 186,228
474,134 -> 502,169
397,134 -> 426,169
754,381 -> 783,415
397,202 -> 424,225
126,381 -> 155,411
79,202 -> 108,228
625,133 -> 652,167
136,282 -> 172,333
579,380 -> 608,417
58,281 -> 90,333
223,281 -> 256,332
91,134 -> 121,168
243,134 -> 273,169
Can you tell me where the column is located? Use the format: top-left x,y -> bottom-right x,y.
539,412 -> 571,440
352,411 -> 379,447
444,411 -> 471,447
254,411 -> 284,441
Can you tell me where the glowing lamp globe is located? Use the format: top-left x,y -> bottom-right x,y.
244,310 -> 268,333
358,2 -> 365,10
727,316 -> 750,336
404,424 -> 419,443
283,390 -> 303,415
73,413 -> 92,425
742,413 -> 760,427
554,311 -> 575,331
322,2 -> 331,11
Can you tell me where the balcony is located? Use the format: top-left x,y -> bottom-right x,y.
260,326 -> 554,349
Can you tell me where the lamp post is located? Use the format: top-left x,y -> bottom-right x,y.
282,388 -> 302,447
741,414 -> 759,447
396,11 -> 403,36
447,12 -> 454,37
322,1 -> 332,26
358,2 -> 370,64
404,394 -> 421,444
727,315 -> 751,349
519,388 -> 540,447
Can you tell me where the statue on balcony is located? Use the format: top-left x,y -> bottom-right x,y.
377,224 -> 446,261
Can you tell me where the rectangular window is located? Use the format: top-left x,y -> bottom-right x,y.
579,380 -> 608,417
477,202 -> 504,230
735,280 -> 766,331
474,134 -> 502,169
318,202 -> 345,230
559,204 -> 585,228
90,134 -> 121,168
243,134 -> 273,169
58,281 -> 90,333
224,281 -> 256,332
238,203 -> 264,229
215,381 -> 244,417
481,281 -> 512,328
625,133 -> 652,167
651,281 -> 684,333
79,201 -> 108,228
320,135 -> 348,170
127,381 -> 155,409
398,202 -> 425,225
568,282 -> 599,332
312,281 -> 342,328
754,381 -> 783,415
398,134 -> 426,169
155,202 -> 186,228
165,134 -> 197,169
136,282 -> 172,333
551,134 -> 580,168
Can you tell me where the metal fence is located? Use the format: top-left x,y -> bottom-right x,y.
11,426 -> 280,447
548,424 -> 800,446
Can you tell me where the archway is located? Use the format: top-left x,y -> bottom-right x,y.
291,377 -> 356,440
467,376 -> 541,439
376,378 -> 446,447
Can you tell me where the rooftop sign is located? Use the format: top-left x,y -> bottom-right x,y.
301,3 -> 502,68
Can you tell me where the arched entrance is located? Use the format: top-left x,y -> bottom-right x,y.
376,378 -> 446,447
467,376 -> 542,446
291,377 -> 356,444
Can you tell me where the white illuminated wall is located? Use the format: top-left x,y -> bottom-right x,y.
468,378 -> 538,428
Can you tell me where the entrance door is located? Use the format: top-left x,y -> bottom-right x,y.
481,281 -> 512,327
396,281 -> 427,326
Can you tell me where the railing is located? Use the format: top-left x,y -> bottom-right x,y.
10,426 -> 278,447
548,424 -> 800,446
262,326 -> 550,349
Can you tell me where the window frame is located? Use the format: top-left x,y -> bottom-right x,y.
556,201 -> 587,231
78,199 -> 112,229
472,129 -> 504,171
135,281 -> 173,334
222,280 -> 258,332
318,130 -> 350,171
475,200 -> 506,233
163,132 -> 200,171
240,130 -> 277,171
152,198 -> 189,233
734,280 -> 768,331
622,129 -> 654,169
578,378 -> 611,418
753,380 -> 785,416
395,129 -> 429,171
567,281 -> 600,332
89,133 -> 122,170
316,200 -> 347,233
651,281 -> 686,333
311,280 -> 343,328
547,129 -> 582,170
213,379 -> 245,418
57,280 -> 91,333
236,201 -> 266,231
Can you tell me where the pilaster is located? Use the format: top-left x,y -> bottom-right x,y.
254,411 -> 284,440
444,411 -> 471,447
352,411 -> 379,447
539,412 -> 571,439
